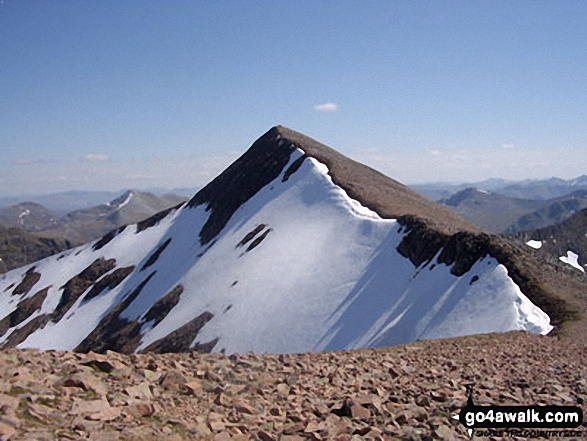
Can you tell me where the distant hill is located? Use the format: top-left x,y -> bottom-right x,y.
504,190 -> 587,233
410,175 -> 587,202
0,226 -> 73,274
0,191 -> 122,215
441,189 -> 544,233
40,190 -> 187,244
0,202 -> 61,232
440,188 -> 587,234
514,208 -> 587,274
498,175 -> 587,200
0,190 -> 186,273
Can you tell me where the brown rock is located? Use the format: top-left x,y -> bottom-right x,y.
433,424 -> 457,439
0,394 -> 19,413
81,353 -> 123,373
61,372 -> 108,397
283,422 -> 306,434
125,382 -> 152,401
184,379 -> 202,395
0,421 -> 16,441
158,369 -> 187,390
70,398 -> 121,421
213,432 -> 232,441
258,430 -> 277,441
350,403 -> 372,421
126,400 -> 156,418
26,403 -> 56,422
234,400 -> 257,415
208,419 -> 226,432
304,421 -> 325,433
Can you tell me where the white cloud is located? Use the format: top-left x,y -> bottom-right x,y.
314,102 -> 339,112
83,153 -> 109,162
502,143 -> 515,149
429,149 -> 442,156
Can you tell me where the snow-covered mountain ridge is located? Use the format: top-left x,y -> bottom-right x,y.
0,127 -> 558,354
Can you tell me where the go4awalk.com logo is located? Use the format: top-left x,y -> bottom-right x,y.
452,386 -> 584,438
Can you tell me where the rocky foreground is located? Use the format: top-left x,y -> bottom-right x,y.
0,332 -> 585,441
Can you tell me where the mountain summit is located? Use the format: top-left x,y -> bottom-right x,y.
0,127 -> 569,354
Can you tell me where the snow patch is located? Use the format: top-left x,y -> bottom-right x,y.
18,209 -> 31,224
559,251 -> 585,273
526,240 -> 543,250
116,193 -> 133,210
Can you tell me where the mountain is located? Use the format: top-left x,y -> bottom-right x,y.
0,191 -> 123,215
410,179 -> 515,201
0,226 -> 73,274
439,188 -> 587,234
498,175 -> 587,200
0,192 -> 185,270
504,190 -> 587,233
441,189 -> 544,233
410,175 -> 587,202
0,202 -> 61,232
515,208 -> 587,274
0,126 -> 581,355
30,190 -> 186,245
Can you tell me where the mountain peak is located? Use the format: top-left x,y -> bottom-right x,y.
2,127 -> 576,356
273,126 -> 481,234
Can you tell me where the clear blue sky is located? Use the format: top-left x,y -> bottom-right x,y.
1,1 -> 586,196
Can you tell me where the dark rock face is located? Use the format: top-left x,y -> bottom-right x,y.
282,154 -> 308,182
12,266 -> 41,296
397,215 -> 493,276
0,314 -> 51,349
83,266 -> 135,303
93,226 -> 127,251
237,224 -> 267,248
76,272 -> 157,354
141,238 -> 172,271
187,128 -> 296,245
142,285 -> 184,328
54,258 -> 117,323
246,229 -> 271,252
136,203 -> 184,233
141,311 -> 214,354
0,287 -> 49,338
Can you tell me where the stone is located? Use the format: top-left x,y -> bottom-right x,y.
234,400 -> 257,415
258,430 -> 277,441
61,372 -> 108,397
125,382 -> 152,401
126,400 -> 156,418
158,369 -> 187,390
70,398 -> 121,422
350,403 -> 372,421
0,421 -> 16,440
81,355 -> 123,374
185,380 -> 202,395
0,394 -> 19,413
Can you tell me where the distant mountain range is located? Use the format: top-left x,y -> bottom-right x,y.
411,175 -> 587,201
439,188 -> 587,234
0,189 -> 198,215
0,190 -> 187,272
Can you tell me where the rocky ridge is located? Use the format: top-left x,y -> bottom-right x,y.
0,332 -> 585,440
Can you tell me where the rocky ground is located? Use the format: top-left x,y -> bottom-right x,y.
0,332 -> 585,441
